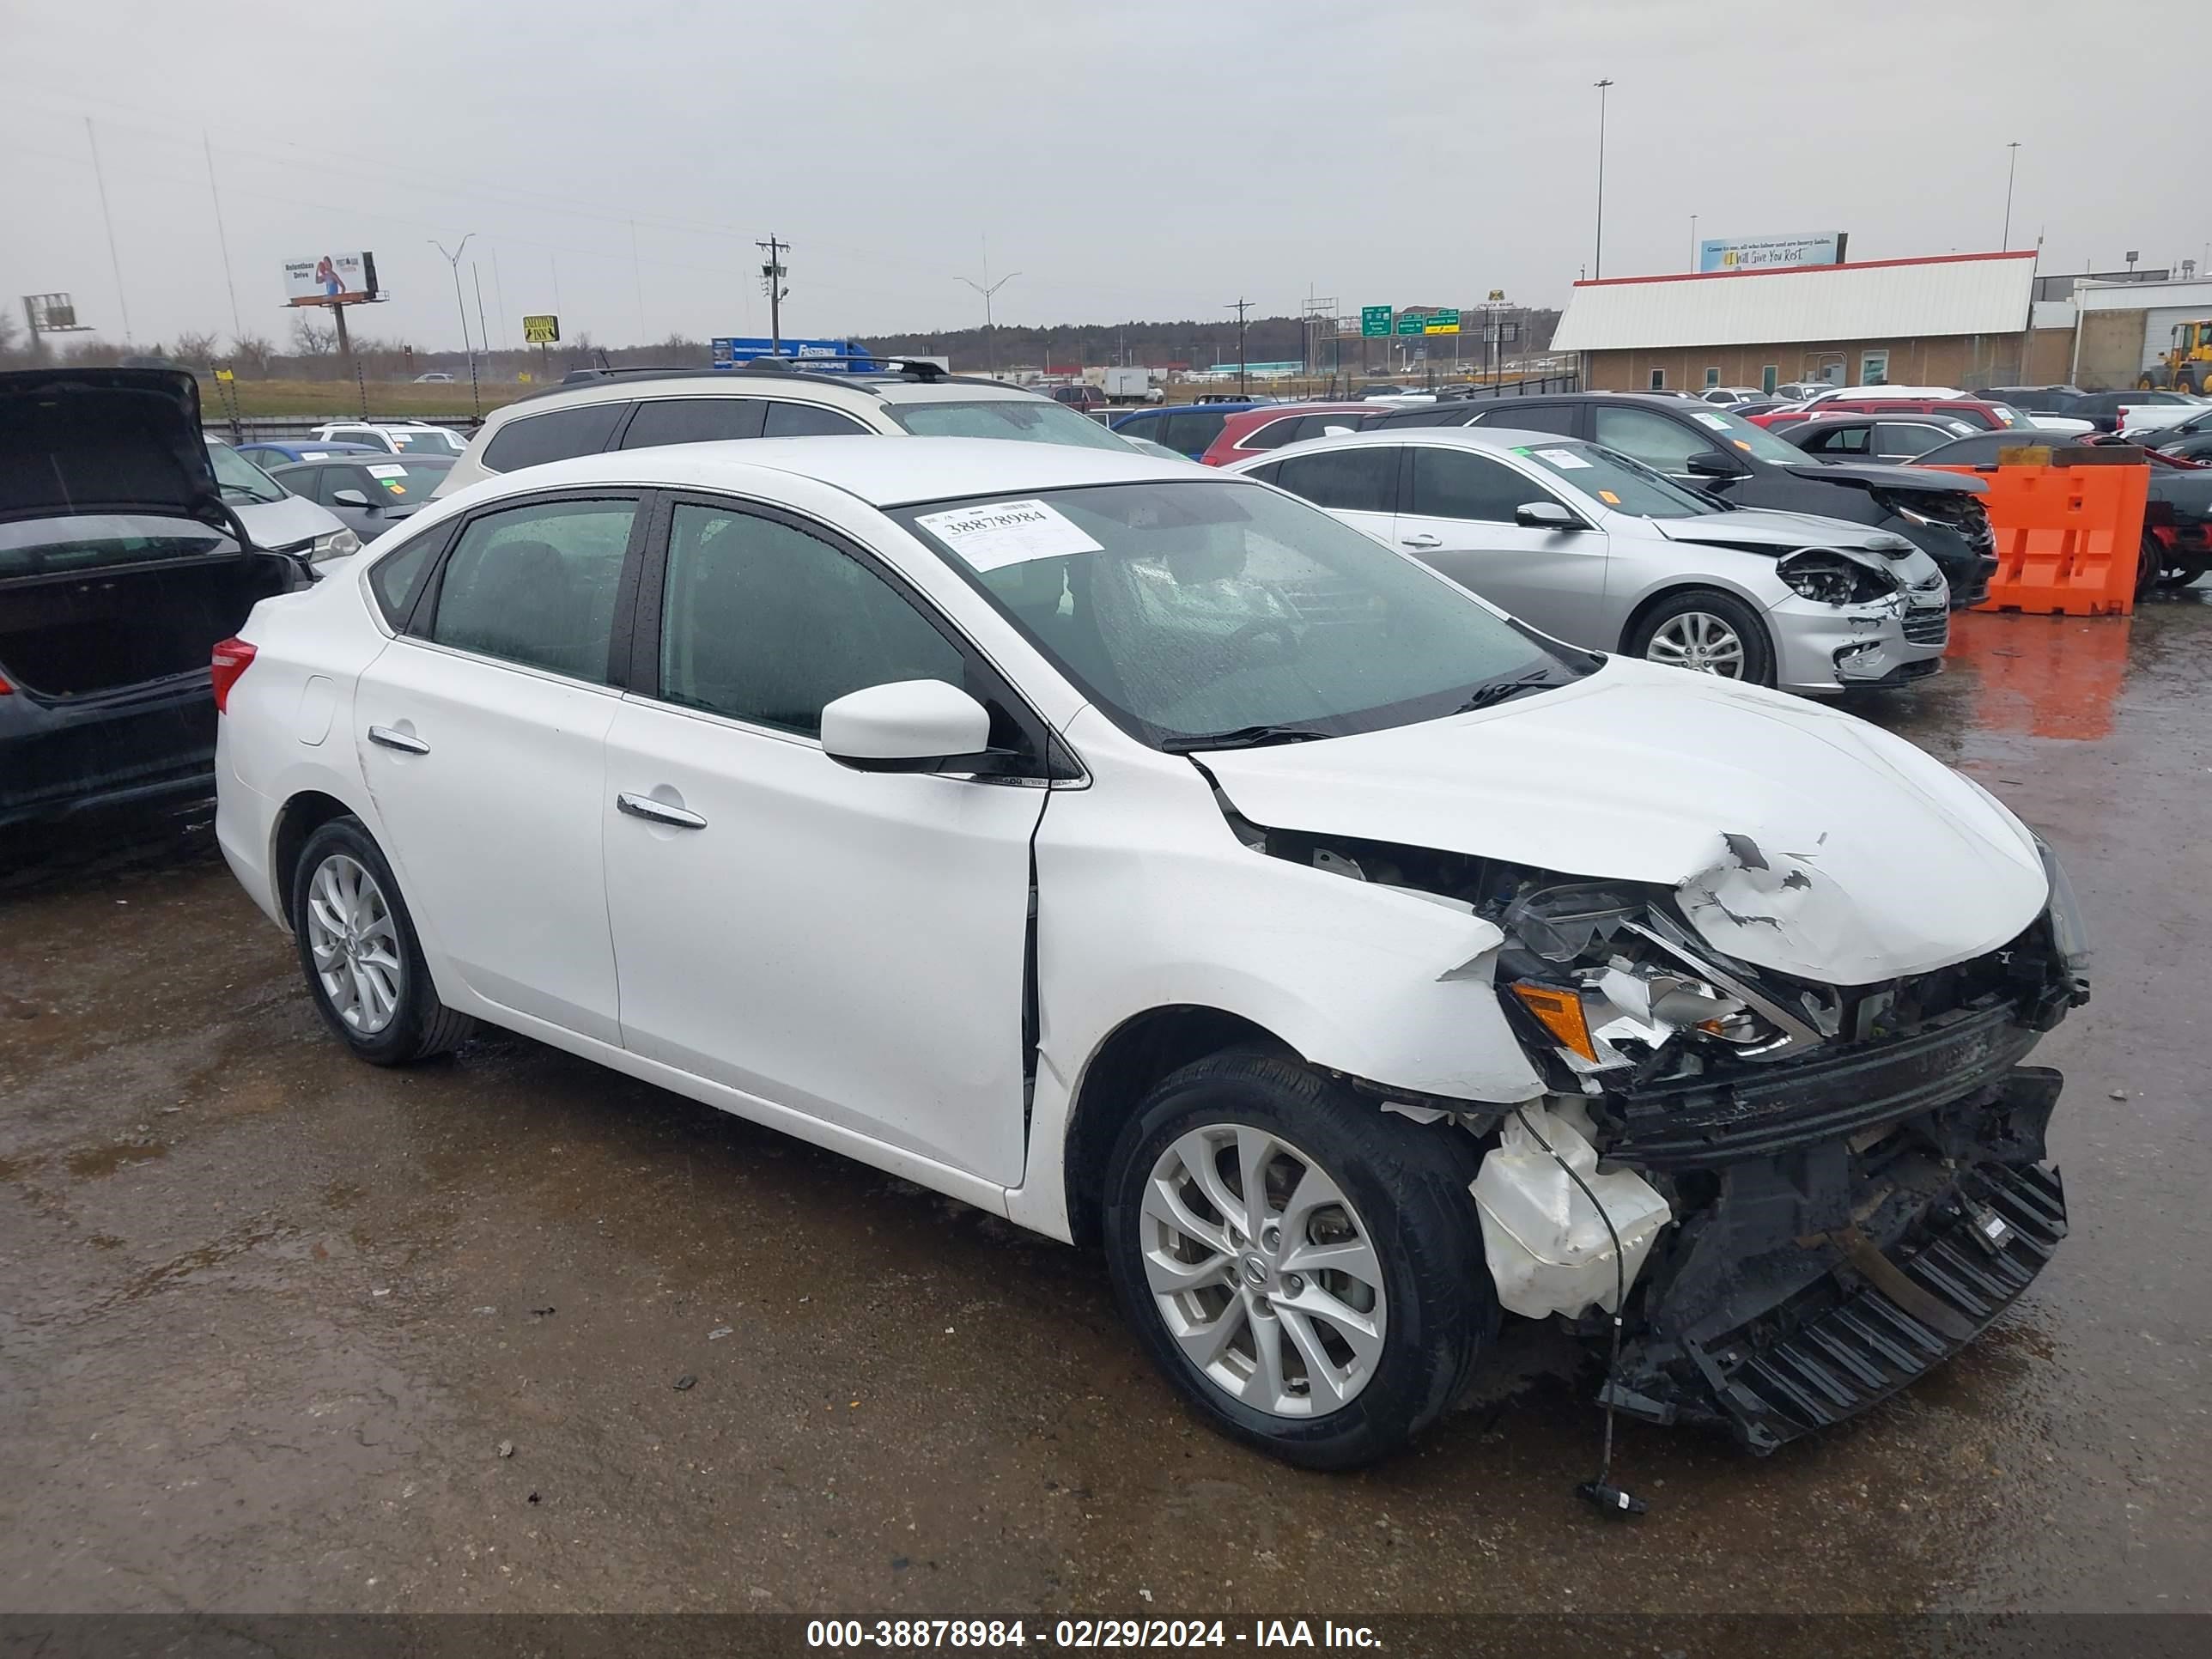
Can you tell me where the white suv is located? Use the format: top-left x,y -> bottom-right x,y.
430,362 -> 1139,497
212,434 -> 2084,1469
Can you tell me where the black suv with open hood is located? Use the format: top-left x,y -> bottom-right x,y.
0,368 -> 305,828
1370,392 -> 2000,606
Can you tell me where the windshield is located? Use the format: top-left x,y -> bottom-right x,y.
0,514 -> 232,580
1512,441 -> 1721,519
358,458 -> 451,502
206,442 -> 286,504
387,427 -> 466,454
1678,404 -> 1815,465
894,479 -> 1571,749
888,398 -> 1134,452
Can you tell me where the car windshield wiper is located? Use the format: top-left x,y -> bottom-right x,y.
1160,723 -> 1336,753
1453,667 -> 1569,713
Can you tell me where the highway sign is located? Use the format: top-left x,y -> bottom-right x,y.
522,314 -> 560,344
1360,305 -> 1392,337
1423,308 -> 1462,335
1395,311 -> 1426,336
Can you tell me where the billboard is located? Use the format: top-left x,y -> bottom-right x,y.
1697,233 -> 1846,274
710,337 -> 877,369
283,252 -> 379,307
522,314 -> 560,343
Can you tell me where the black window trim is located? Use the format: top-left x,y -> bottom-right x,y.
611,392 -> 769,449
624,488 -> 1070,781
393,486 -> 653,688
479,399 -> 635,475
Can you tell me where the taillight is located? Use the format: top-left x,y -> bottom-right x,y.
0,671 -> 13,696
210,637 -> 257,714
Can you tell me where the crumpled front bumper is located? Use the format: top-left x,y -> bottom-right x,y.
1595,1038 -> 2069,1454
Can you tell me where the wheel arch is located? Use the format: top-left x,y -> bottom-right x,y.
1616,577 -> 1774,655
270,788 -> 365,931
1060,1004 -> 1294,1248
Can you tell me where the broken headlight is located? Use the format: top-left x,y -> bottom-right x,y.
1777,547 -> 1898,606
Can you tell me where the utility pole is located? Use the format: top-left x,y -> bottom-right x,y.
959,266 -> 1018,378
2001,141 -> 2021,252
472,263 -> 491,375
757,235 -> 789,358
1227,297 -> 1252,397
85,118 -> 132,343
429,234 -> 478,414
203,132 -> 244,345
1591,80 -> 1614,280
1690,212 -> 1699,272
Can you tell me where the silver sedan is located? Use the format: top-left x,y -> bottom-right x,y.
1225,426 -> 1950,695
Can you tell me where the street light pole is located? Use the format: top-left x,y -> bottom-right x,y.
2001,142 -> 2021,251
1593,79 -> 1614,279
959,270 -> 1018,379
428,234 -> 477,409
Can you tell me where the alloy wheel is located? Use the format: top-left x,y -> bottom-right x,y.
1646,611 -> 1748,677
304,853 -> 404,1036
1139,1124 -> 1389,1417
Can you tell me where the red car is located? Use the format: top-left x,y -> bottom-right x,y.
1752,396 -> 2026,435
1196,404 -> 1376,466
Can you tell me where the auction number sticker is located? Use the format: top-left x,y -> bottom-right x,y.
367,463 -> 409,478
1532,447 -> 1592,469
915,499 -> 1103,573
1692,412 -> 1731,429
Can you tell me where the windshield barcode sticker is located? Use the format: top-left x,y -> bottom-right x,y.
367,463 -> 409,478
915,498 -> 1103,572
1692,413 -> 1730,429
1534,447 -> 1592,469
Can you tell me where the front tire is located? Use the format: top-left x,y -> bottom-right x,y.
291,817 -> 475,1066
1627,588 -> 1776,685
1101,1054 -> 1494,1469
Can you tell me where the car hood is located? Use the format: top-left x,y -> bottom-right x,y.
1779,459 -> 1989,497
1201,659 -> 2048,985
1647,506 -> 1914,556
0,368 -> 242,539
229,491 -> 347,551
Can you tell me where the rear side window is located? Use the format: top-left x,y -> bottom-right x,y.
621,397 -> 768,448
1270,447 -> 1399,514
480,404 -> 629,473
426,498 -> 637,681
1241,416 -> 1308,450
1592,407 -> 1706,472
368,533 -> 441,628
763,402 -> 870,437
1159,410 -> 1230,456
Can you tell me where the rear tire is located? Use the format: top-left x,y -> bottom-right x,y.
290,816 -> 475,1066
1626,588 -> 1776,686
1101,1054 -> 1495,1469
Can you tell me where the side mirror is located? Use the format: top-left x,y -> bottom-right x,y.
332,489 -> 372,507
1685,451 -> 1741,478
821,679 -> 992,773
1514,501 -> 1581,530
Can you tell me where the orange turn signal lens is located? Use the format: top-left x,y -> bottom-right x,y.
1510,981 -> 1598,1061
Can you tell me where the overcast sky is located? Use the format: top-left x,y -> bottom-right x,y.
3,0 -> 2207,354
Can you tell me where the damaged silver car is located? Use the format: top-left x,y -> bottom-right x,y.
214,438 -> 2086,1475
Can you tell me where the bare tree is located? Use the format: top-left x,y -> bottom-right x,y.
0,307 -> 20,358
289,313 -> 337,356
231,333 -> 275,375
171,329 -> 220,367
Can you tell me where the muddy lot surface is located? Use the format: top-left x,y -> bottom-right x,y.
3,600 -> 2208,1618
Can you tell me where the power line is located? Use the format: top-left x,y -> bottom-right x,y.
202,131 -> 243,345
83,117 -> 132,343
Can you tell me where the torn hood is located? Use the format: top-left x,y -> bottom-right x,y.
1651,506 -> 1915,558
0,368 -> 234,534
1779,459 -> 1989,498
1203,659 -> 2047,986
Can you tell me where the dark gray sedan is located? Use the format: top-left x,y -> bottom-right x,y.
266,455 -> 453,541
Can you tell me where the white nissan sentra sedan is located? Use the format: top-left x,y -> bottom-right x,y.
213,437 -> 2086,1470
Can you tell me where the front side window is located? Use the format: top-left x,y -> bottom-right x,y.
1510,441 -> 1720,519
1680,404 -> 1817,465
896,479 -> 1571,748
425,498 -> 636,681
620,397 -> 768,448
1874,422 -> 1954,458
1157,410 -> 1230,457
1269,446 -> 1397,514
1801,424 -> 1871,456
657,503 -> 963,738
1408,447 -> 1551,523
763,402 -> 870,438
888,398 -> 1131,451
1592,407 -> 1708,473
479,404 -> 628,473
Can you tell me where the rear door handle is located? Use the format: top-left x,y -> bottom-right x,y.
617,792 -> 707,830
366,725 -> 430,755
1401,533 -> 1442,550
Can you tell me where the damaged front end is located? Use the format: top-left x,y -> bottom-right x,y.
1243,810 -> 2090,1454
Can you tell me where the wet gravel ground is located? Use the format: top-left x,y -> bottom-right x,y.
2,596 -> 2208,1619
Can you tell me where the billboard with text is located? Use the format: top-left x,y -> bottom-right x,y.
283,252 -> 380,307
1697,233 -> 1845,273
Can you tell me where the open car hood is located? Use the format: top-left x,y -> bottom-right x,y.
1650,506 -> 1910,556
0,368 -> 244,542
1780,458 -> 1989,497
1201,659 -> 2048,986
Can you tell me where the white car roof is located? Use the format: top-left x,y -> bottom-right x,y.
1219,425 -> 1576,466
447,434 -> 1195,510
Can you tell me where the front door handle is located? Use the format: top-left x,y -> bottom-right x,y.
367,725 -> 430,755
617,792 -> 708,830
1401,533 -> 1442,550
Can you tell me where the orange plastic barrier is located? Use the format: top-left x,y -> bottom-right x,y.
1925,458 -> 2149,617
